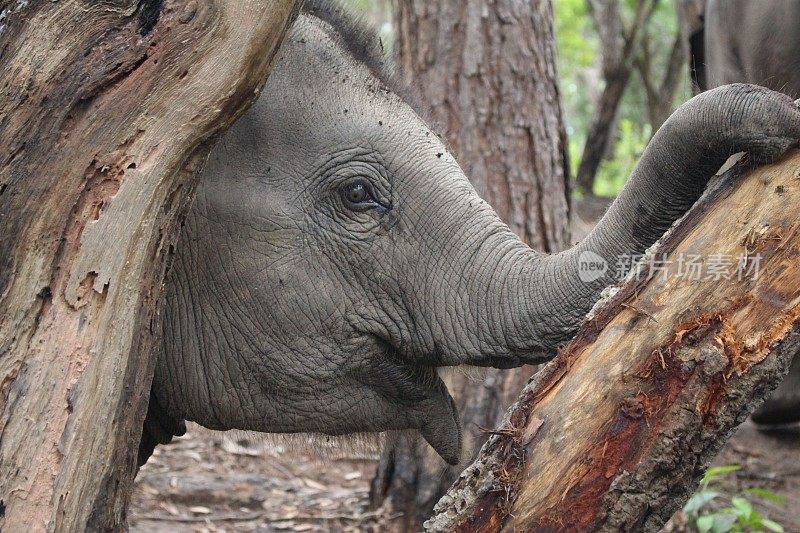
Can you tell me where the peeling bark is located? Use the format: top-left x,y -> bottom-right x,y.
0,1 -> 297,530
426,151 -> 800,532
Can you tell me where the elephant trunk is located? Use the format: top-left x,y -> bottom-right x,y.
474,85 -> 800,364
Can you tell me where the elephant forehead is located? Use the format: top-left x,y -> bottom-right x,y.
257,16 -> 432,155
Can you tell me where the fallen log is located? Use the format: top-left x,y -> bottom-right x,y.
0,1 -> 297,531
427,150 -> 800,532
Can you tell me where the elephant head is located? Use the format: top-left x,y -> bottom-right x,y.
143,1 -> 800,465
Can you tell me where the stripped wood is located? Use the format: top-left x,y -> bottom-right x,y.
428,150 -> 800,532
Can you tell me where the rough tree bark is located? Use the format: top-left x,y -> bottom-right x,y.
0,1 -> 297,531
369,0 -> 570,529
575,0 -> 656,195
426,151 -> 800,532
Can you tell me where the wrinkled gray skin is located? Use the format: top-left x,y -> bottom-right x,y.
699,0 -> 800,97
689,0 -> 800,426
145,5 -> 800,466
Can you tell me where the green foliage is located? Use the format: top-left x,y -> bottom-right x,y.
554,0 -> 599,174
592,118 -> 650,197
684,465 -> 786,533
554,0 -> 691,198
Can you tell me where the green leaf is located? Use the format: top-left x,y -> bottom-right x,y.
761,518 -> 785,532
711,513 -> 737,533
731,496 -> 753,518
695,513 -> 737,533
745,487 -> 786,504
697,515 -> 716,533
746,509 -> 765,528
702,465 -> 742,486
684,490 -> 721,514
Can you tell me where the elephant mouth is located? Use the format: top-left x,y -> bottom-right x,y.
371,344 -> 462,465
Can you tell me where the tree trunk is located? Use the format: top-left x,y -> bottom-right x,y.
0,1 -> 297,531
369,1 -> 570,529
575,0 -> 655,195
650,37 -> 685,131
427,151 -> 800,532
637,27 -> 687,133
574,67 -> 632,193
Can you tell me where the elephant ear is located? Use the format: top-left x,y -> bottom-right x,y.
138,389 -> 186,467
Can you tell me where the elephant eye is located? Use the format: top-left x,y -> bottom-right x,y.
341,180 -> 376,208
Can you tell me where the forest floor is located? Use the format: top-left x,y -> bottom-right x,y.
130,199 -> 799,532
129,426 -> 391,532
128,419 -> 799,532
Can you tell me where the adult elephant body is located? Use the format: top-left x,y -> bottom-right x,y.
698,0 -> 800,96
687,0 -> 800,425
139,1 -> 800,464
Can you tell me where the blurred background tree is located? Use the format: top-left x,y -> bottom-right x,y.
559,0 -> 691,196
350,0 -> 691,199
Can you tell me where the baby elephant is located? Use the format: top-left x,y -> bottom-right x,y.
140,0 -> 800,465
